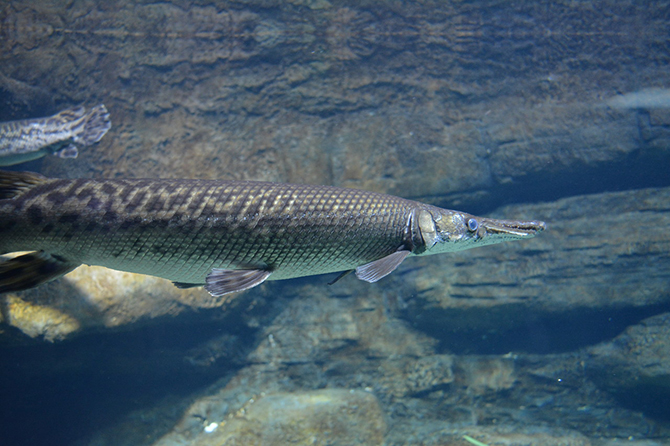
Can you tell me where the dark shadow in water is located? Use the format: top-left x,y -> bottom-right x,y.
420,303 -> 670,423
435,139 -> 670,216
414,302 -> 670,356
614,386 -> 670,423
0,313 -> 257,446
490,150 -> 670,213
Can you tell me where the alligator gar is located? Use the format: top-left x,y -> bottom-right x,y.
0,171 -> 545,296
0,105 -> 111,166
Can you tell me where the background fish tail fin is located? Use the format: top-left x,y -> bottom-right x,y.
73,104 -> 112,146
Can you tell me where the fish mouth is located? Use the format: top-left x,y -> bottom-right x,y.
480,219 -> 547,238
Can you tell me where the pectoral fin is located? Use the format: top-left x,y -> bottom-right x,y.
355,250 -> 410,283
0,251 -> 79,293
204,268 -> 272,297
0,170 -> 47,199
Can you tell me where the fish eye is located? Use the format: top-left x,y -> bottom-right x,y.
467,218 -> 479,232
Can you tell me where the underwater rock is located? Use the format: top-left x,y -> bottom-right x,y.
121,290 -> 666,446
6,257 -> 669,445
156,389 -> 386,446
0,73 -> 54,122
399,186 -> 670,352
455,356 -> 517,395
0,1 -> 666,212
246,289 -> 437,367
377,354 -> 454,398
146,291 -> 435,444
586,313 -> 670,400
184,334 -> 244,368
0,265 -> 233,341
385,425 -> 593,446
2,293 -> 80,342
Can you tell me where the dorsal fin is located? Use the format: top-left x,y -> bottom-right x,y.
0,170 -> 48,199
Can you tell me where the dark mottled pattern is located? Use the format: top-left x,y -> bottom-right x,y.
27,205 -> 43,225
0,176 -> 420,284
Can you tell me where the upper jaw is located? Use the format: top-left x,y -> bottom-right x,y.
478,218 -> 546,238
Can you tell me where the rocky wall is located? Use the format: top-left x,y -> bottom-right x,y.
1,1 -> 668,208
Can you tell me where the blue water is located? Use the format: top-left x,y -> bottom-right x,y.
1,1 -> 670,445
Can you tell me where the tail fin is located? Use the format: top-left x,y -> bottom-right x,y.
0,170 -> 48,200
73,104 -> 112,146
0,251 -> 78,294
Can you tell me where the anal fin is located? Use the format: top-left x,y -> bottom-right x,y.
328,269 -> 353,285
173,281 -> 203,289
355,250 -> 410,283
204,268 -> 272,297
0,251 -> 79,293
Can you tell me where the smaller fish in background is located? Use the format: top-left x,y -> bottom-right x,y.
0,104 -> 111,166
605,88 -> 670,110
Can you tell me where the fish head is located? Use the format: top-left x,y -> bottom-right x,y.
412,206 -> 546,255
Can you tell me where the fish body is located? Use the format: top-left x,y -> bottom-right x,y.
0,105 -> 111,166
605,88 -> 670,110
0,171 -> 545,296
